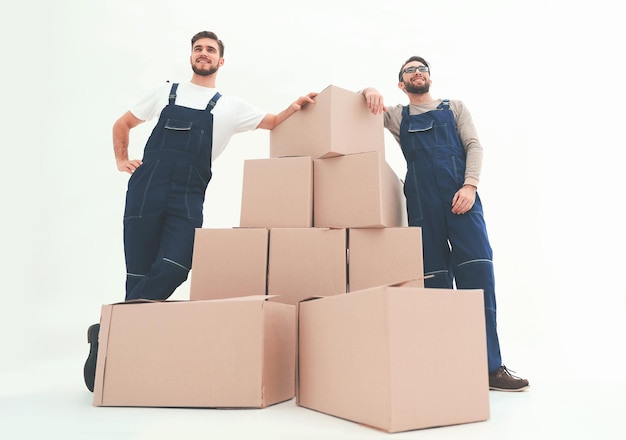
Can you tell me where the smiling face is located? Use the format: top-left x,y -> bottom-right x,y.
190,38 -> 224,76
398,60 -> 432,95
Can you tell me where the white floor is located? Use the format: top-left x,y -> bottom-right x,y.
2,354 -> 624,440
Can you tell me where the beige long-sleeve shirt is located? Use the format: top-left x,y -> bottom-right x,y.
384,100 -> 483,188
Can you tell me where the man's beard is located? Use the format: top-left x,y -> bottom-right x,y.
403,80 -> 430,94
192,64 -> 219,76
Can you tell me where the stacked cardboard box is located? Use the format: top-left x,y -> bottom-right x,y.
297,285 -> 489,432
93,296 -> 295,408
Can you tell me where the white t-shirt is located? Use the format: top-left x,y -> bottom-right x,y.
130,81 -> 267,162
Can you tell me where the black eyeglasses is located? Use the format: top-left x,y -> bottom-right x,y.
403,65 -> 429,74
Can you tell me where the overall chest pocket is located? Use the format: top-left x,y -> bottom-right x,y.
160,119 -> 205,154
408,120 -> 451,147
408,120 -> 433,133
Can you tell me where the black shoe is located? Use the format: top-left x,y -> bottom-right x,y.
489,365 -> 529,392
83,323 -> 100,392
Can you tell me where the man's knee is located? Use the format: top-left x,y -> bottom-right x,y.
162,258 -> 190,286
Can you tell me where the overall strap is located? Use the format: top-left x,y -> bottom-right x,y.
437,99 -> 450,110
206,92 -> 222,112
168,83 -> 179,105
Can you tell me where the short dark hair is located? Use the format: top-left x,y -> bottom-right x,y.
191,31 -> 224,57
398,56 -> 430,81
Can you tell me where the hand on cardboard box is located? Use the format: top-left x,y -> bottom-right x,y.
291,92 -> 318,111
360,87 -> 387,115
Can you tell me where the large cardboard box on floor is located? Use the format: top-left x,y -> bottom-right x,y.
268,228 -> 347,305
348,227 -> 424,292
297,286 -> 490,433
270,85 -> 384,159
240,156 -> 313,228
93,296 -> 296,408
190,228 -> 268,301
314,151 -> 407,228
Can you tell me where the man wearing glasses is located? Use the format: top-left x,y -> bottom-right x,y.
360,56 -> 529,392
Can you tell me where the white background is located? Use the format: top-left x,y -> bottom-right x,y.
1,0 -> 625,437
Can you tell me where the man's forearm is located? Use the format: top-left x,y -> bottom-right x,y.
257,92 -> 317,130
112,123 -> 130,163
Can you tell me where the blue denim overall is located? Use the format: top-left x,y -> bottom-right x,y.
123,83 -> 221,301
399,101 -> 502,372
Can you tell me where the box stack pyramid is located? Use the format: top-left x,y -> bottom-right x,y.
190,84 -> 424,306
93,85 -> 490,433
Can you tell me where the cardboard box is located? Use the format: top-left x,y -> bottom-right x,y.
268,228 -> 347,305
93,296 -> 296,408
297,286 -> 490,433
270,85 -> 384,159
190,228 -> 268,301
314,151 -> 407,228
240,156 -> 313,228
348,227 -> 424,292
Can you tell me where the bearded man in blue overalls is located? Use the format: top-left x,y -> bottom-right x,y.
361,56 -> 529,392
82,31 -> 316,392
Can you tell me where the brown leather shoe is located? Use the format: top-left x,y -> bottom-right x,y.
489,365 -> 529,392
